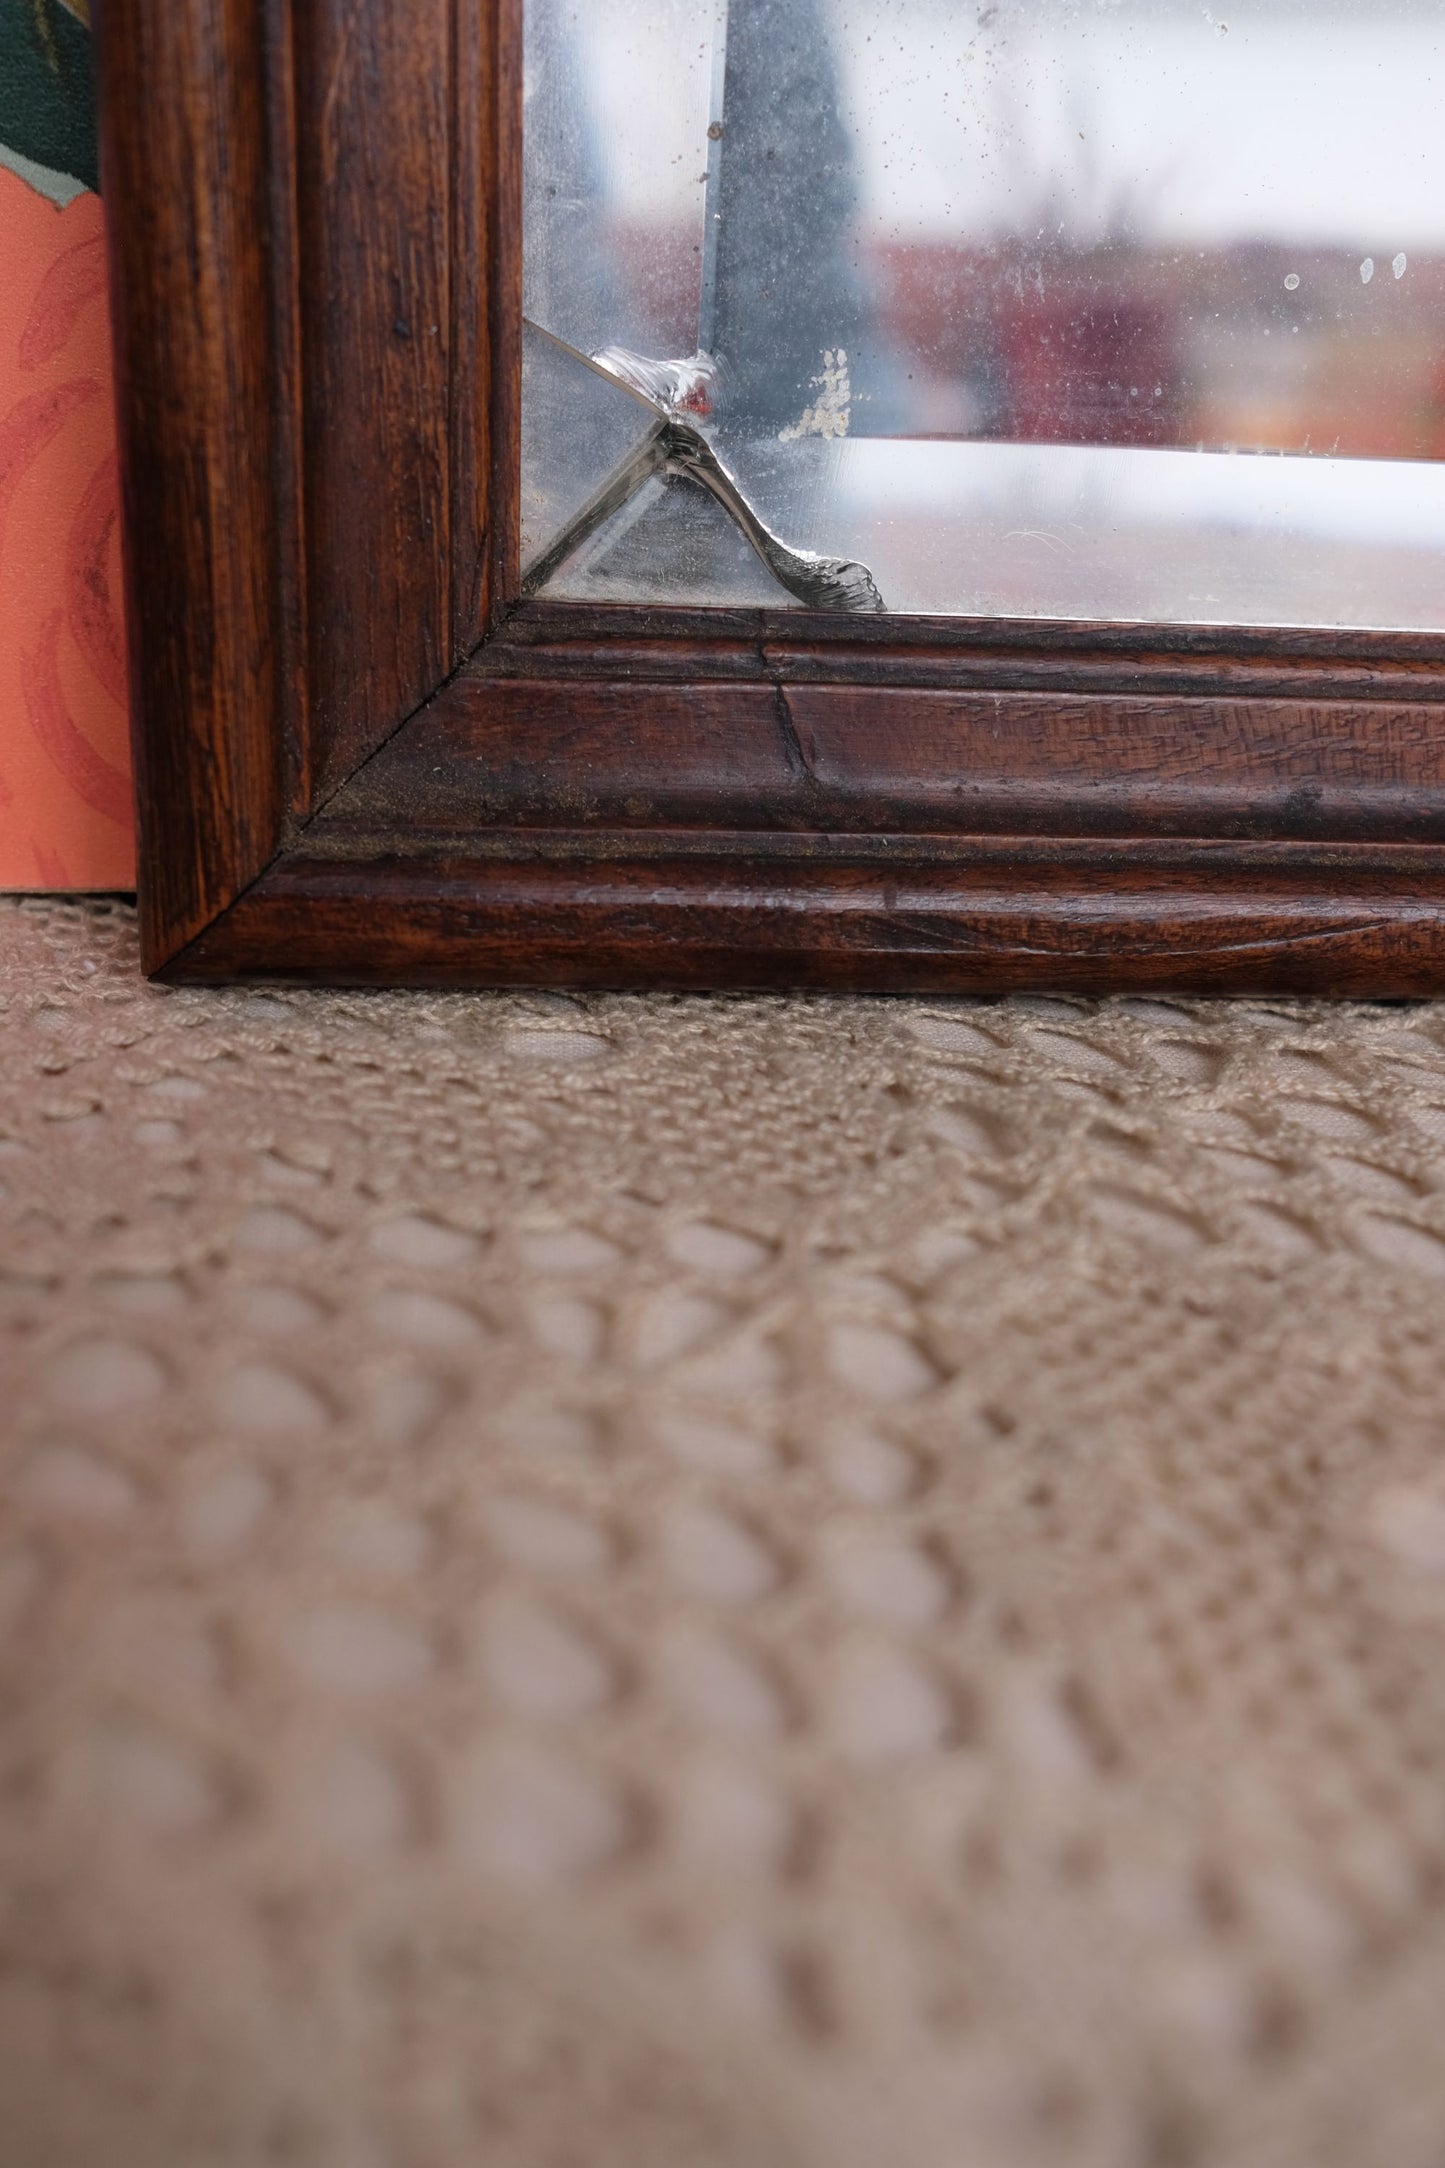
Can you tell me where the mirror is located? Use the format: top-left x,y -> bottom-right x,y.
522,0 -> 1445,629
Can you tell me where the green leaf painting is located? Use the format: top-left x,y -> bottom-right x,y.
0,0 -> 97,204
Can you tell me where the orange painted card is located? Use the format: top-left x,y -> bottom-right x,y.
0,164 -> 134,890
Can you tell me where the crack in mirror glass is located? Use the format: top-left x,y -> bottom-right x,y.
521,323 -> 886,610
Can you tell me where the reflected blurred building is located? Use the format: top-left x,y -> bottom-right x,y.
872,240 -> 1445,459
581,0 -> 1445,464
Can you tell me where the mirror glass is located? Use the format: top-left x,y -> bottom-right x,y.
523,0 -> 1445,628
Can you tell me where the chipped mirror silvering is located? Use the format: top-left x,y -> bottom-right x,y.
523,0 -> 1445,629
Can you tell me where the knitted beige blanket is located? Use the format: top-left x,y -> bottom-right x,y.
4,896 -> 1445,2168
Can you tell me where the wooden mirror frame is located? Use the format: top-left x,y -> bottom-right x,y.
97,0 -> 1445,991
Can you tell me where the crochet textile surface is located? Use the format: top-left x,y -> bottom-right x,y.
5,896 -> 1445,2168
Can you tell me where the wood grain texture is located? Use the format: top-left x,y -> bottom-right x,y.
98,0 -> 522,948
448,0 -> 521,651
448,0 -> 486,660
94,0 -> 288,969
477,0 -> 523,636
264,0 -> 310,815
486,601 -> 1445,700
291,0 -> 454,798
163,837 -> 1445,996
318,671 -> 1445,845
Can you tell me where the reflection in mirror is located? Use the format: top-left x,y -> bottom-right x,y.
523,0 -> 1445,628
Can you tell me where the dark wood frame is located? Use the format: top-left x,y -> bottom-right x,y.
96,0 -> 1445,991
